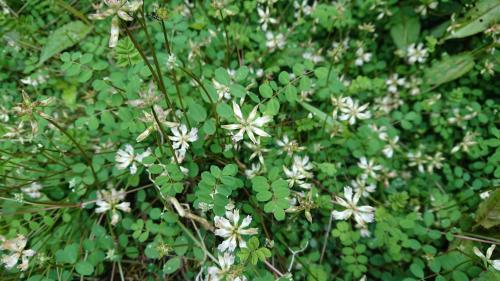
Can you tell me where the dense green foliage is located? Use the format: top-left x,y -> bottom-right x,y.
0,0 -> 499,280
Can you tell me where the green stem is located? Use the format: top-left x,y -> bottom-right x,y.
40,114 -> 98,183
150,106 -> 180,165
159,20 -> 191,128
218,9 -> 231,67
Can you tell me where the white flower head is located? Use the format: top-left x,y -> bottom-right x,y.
214,209 -> 259,252
213,79 -> 231,101
169,124 -> 198,157
339,97 -> 371,125
245,162 -> 262,178
357,157 -> 383,179
222,102 -> 272,144
206,252 -> 247,281
386,74 -> 406,93
473,245 -> 500,270
351,177 -> 376,198
245,139 -> 269,165
407,43 -> 428,64
355,47 -> 372,66
115,144 -> 151,175
0,235 -> 36,271
332,186 -> 375,226
257,6 -> 277,31
265,32 -> 286,50
21,182 -> 43,198
95,188 -> 131,225
88,0 -> 142,48
276,135 -> 305,156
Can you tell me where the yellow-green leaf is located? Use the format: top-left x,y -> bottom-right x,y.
446,0 -> 500,40
425,53 -> 475,86
38,21 -> 92,66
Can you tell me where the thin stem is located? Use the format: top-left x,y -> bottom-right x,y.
159,20 -> 191,128
122,24 -> 178,123
319,212 -> 334,264
218,9 -> 231,67
150,106 -> 180,165
40,114 -> 98,183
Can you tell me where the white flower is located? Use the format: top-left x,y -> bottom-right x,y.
415,2 -> 438,16
283,165 -> 306,188
245,163 -> 261,178
480,60 -> 495,76
355,47 -> 372,66
351,178 -> 376,198
339,97 -> 371,125
214,209 -> 258,252
303,51 -> 324,63
473,245 -> 500,270
382,136 -> 399,158
405,76 -> 423,96
222,102 -> 272,144
257,6 -> 277,31
136,105 -> 178,142
407,151 -> 427,173
245,139 -> 269,164
95,188 -> 131,225
426,152 -> 445,173
369,124 -> 388,140
88,0 -> 142,48
294,0 -> 316,18
166,53 -> 178,70
265,32 -> 286,50
206,253 -> 247,281
332,186 -> 375,226
407,43 -> 428,64
451,132 -> 478,154
213,79 -> 231,101
292,155 -> 313,176
480,191 -> 490,199
357,157 -> 383,179
128,81 -> 160,108
276,135 -> 305,156
0,235 -> 36,271
386,74 -> 406,93
21,182 -> 42,198
331,95 -> 350,119
115,144 -> 151,175
20,74 -> 47,87
169,124 -> 198,157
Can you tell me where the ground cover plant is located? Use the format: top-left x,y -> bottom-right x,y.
0,0 -> 499,280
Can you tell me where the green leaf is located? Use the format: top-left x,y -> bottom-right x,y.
55,243 -> 79,264
424,53 -> 475,86
38,21 -> 92,66
214,68 -> 231,85
75,261 -> 94,276
163,257 -> 181,274
115,37 -> 141,67
446,0 -> 500,40
452,271 -> 469,281
410,263 -> 424,278
216,102 -> 233,118
188,101 -> 207,123
390,11 -> 420,49
264,98 -> 280,116
203,118 -> 216,135
259,83 -> 273,98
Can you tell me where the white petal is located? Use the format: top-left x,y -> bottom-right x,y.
332,210 -> 352,220
232,102 -> 243,120
109,16 -> 120,48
